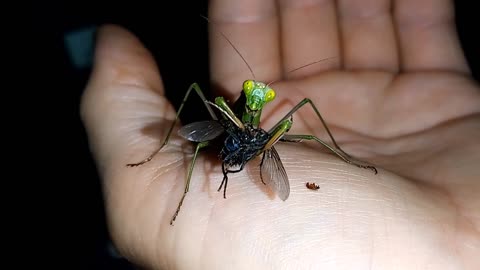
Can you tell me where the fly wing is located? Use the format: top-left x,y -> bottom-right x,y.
178,120 -> 224,142
260,146 -> 290,201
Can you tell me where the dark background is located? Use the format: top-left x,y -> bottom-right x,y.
31,1 -> 478,269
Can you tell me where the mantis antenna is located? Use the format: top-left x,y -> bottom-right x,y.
200,15 -> 256,80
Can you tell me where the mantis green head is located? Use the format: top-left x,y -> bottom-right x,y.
242,80 -> 276,112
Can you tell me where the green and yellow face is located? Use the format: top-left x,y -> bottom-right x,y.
242,80 -> 276,112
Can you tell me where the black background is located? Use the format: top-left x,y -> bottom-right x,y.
29,1 -> 478,269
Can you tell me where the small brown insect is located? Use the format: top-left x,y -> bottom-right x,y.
306,182 -> 320,190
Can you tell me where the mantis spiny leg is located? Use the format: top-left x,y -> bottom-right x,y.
267,98 -> 377,174
170,140 -> 210,225
127,83 -> 217,167
281,134 -> 377,174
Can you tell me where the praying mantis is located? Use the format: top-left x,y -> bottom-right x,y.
127,20 -> 378,225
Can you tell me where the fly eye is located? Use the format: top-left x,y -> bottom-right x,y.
265,89 -> 276,102
243,80 -> 255,95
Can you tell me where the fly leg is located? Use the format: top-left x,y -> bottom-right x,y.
218,162 -> 246,199
127,83 -> 218,167
170,141 -> 210,225
268,98 -> 377,174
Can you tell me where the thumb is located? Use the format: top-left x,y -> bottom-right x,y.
80,24 -> 182,266
80,24 -> 171,176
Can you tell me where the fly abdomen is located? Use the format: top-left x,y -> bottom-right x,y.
220,124 -> 270,168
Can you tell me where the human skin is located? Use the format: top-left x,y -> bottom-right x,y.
80,0 -> 480,269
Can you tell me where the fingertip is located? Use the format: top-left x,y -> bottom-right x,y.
80,24 -> 166,169
81,23 -> 164,121
90,23 -> 163,93
94,24 -> 145,63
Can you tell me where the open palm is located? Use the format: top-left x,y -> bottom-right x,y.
81,1 -> 480,269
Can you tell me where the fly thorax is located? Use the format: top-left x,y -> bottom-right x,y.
220,124 -> 271,167
225,136 -> 240,152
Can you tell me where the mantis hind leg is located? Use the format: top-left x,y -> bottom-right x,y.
281,134 -> 377,174
268,98 -> 377,174
170,141 -> 210,225
127,83 -> 217,167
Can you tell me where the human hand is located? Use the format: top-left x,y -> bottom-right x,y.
81,0 -> 480,269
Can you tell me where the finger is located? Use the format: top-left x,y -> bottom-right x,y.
278,0 -> 341,78
209,0 -> 281,97
338,0 -> 399,72
394,0 -> 470,73
80,24 -> 170,171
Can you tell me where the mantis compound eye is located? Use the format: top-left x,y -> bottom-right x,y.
243,80 -> 255,95
265,89 -> 276,103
